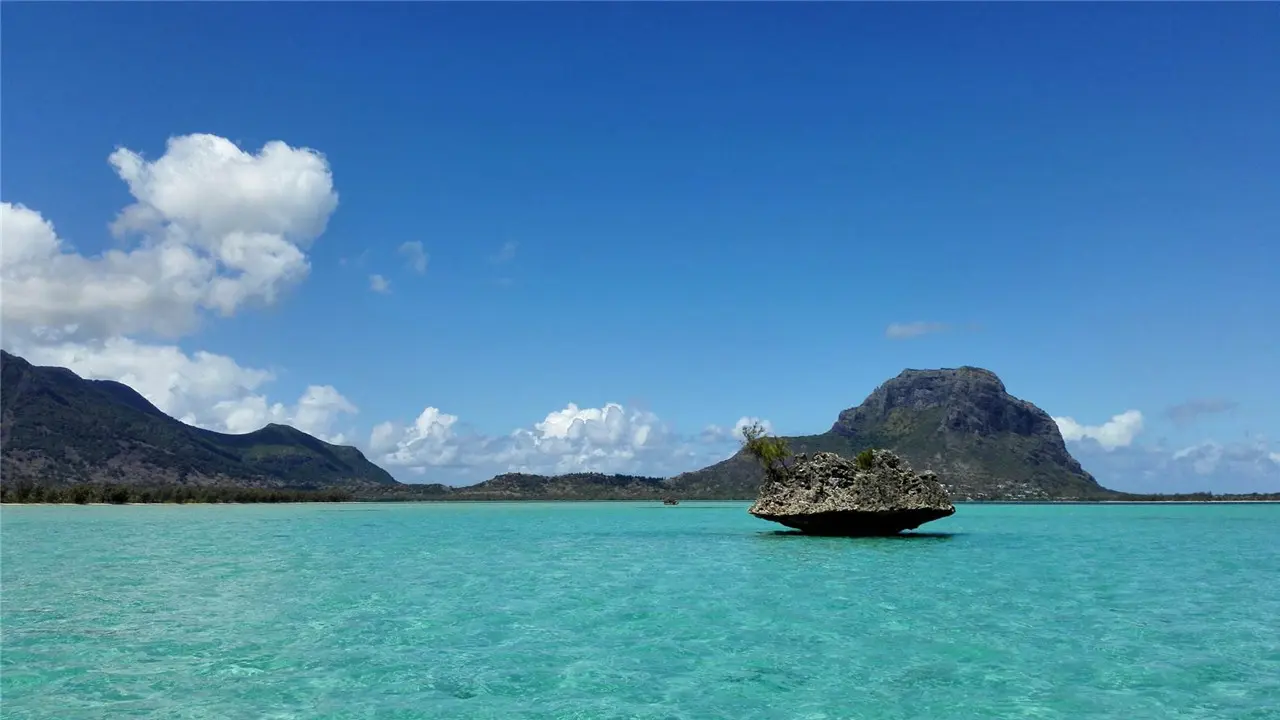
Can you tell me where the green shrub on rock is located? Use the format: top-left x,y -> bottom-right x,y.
740,422 -> 794,482
855,448 -> 876,470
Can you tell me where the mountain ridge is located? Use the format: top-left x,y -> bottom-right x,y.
667,366 -> 1116,501
1,350 -> 398,489
7,352 -> 1267,502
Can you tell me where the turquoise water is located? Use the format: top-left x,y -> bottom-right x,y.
2,503 -> 1278,719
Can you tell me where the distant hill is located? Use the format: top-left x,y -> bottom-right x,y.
1,351 -> 398,490
668,367 -> 1117,501
362,472 -> 669,502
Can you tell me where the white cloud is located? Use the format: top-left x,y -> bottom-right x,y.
1052,410 -> 1144,450
398,241 -> 428,274
1074,439 -> 1280,494
374,408 -> 462,469
1170,441 -> 1280,478
1,200 -> 62,267
1,133 -> 355,442
1,134 -> 337,344
1171,442 -> 1224,476
701,416 -> 775,444
374,402 -> 663,475
10,338 -> 358,443
2,202 -> 212,340
885,321 -> 949,339
369,421 -> 400,455
369,274 -> 391,294
108,134 -> 336,243
368,402 -> 747,481
733,416 -> 773,437
214,384 -> 357,442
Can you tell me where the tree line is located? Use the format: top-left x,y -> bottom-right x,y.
0,483 -> 354,504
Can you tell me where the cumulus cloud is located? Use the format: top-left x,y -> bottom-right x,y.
369,274 -> 392,294
214,384 -> 357,442
1,134 -> 338,343
1169,441 -> 1280,478
1073,438 -> 1280,494
371,408 -> 463,471
12,338 -> 358,442
0,133 -> 358,442
733,416 -> 773,436
108,135 -> 336,242
367,402 -> 748,482
885,321 -> 950,340
374,402 -> 664,475
1052,410 -> 1144,451
1165,398 -> 1237,426
397,241 -> 428,274
701,416 -> 774,444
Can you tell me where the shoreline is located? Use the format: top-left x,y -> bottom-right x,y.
4,499 -> 1279,507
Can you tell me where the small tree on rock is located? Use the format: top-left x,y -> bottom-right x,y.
740,421 -> 793,483
855,448 -> 876,470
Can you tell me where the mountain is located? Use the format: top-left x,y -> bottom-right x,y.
1,351 -> 398,489
668,367 -> 1116,501
362,472 -> 669,502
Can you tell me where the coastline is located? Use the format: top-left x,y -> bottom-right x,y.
4,498 -> 1279,506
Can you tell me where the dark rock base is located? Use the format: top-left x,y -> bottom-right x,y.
751,507 -> 956,536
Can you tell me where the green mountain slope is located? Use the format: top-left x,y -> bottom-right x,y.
669,367 -> 1116,501
1,351 -> 398,489
362,472 -> 670,501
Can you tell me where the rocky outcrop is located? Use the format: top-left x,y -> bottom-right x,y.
748,450 -> 955,536
671,366 -> 1113,501
826,367 -> 1099,499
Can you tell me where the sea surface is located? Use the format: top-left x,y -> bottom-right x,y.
2,502 -> 1278,720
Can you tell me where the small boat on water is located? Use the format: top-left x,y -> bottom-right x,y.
663,498 -> 680,506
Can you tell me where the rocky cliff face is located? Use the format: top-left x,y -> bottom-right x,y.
670,366 -> 1112,501
829,366 -> 1104,499
834,367 -> 1029,436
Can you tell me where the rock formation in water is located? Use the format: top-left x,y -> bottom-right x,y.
748,449 -> 956,535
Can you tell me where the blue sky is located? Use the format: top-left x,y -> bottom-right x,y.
2,3 -> 1277,492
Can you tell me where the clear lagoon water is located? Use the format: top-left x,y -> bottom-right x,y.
2,502 -> 1278,719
